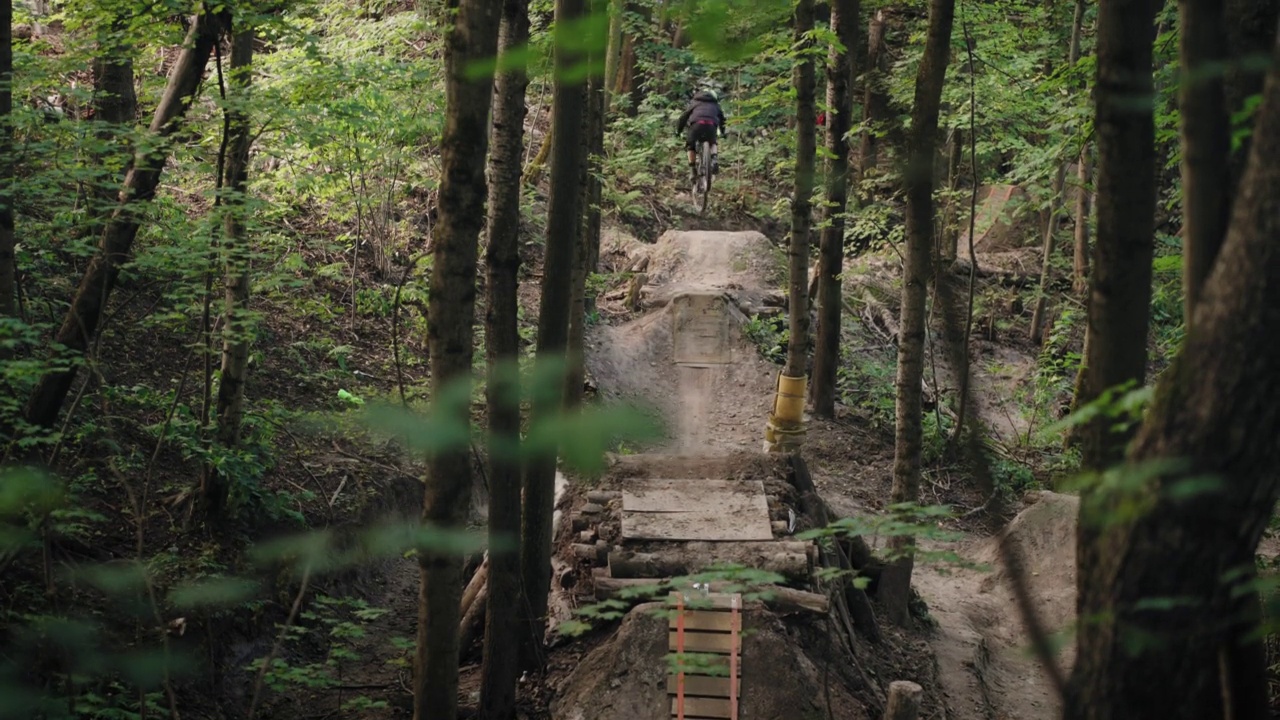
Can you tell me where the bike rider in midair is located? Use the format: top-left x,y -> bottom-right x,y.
675,87 -> 727,181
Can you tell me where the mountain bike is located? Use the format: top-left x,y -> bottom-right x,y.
691,138 -> 714,215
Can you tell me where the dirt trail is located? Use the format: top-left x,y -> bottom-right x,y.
914,492 -> 1078,720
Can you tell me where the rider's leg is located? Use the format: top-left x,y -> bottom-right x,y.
710,140 -> 719,174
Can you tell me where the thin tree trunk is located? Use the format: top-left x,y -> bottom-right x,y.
1179,0 -> 1231,330
23,13 -> 220,430
1075,0 -> 1157,471
810,0 -> 860,419
1067,33 -> 1280,718
939,128 -> 963,263
208,27 -> 256,519
479,2 -> 530,716
853,9 -> 887,208
878,0 -> 955,627
567,24 -> 605,410
1029,0 -> 1087,344
604,0 -> 623,100
1072,145 -> 1092,295
413,1 -> 501,718
1222,0 -> 1278,188
0,0 -> 13,320
783,0 -> 817,386
519,0 -> 587,671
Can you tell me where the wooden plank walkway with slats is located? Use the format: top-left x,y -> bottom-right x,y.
668,592 -> 741,720
621,479 -> 773,542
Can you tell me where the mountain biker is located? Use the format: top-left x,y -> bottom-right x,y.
675,88 -> 726,180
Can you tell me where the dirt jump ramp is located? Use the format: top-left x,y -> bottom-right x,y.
553,232 -> 884,719
588,231 -> 784,453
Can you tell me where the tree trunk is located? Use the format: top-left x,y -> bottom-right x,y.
412,1 -> 501,719
810,0 -> 861,419
939,128 -> 963,263
0,0 -> 13,319
854,9 -> 887,206
878,0 -> 955,627
783,0 -> 817,385
1075,0 -> 1157,471
1029,0 -> 1087,344
519,0 -> 587,671
1222,0 -> 1278,187
604,0 -> 623,100
1072,144 -> 1092,295
479,2 -> 529,716
1066,33 -> 1280,719
883,681 -> 923,720
90,29 -> 136,127
567,25 -> 605,410
23,13 -> 220,430
207,27 -> 256,519
1179,0 -> 1231,330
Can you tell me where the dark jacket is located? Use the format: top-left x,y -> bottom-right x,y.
676,91 -> 727,134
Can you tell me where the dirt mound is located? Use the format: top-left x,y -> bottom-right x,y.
550,602 -> 867,720
957,184 -> 1038,254
587,231 -> 784,453
915,491 -> 1077,720
979,490 -> 1078,636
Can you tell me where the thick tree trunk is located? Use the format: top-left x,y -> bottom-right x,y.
1066,34 -> 1280,719
1072,145 -> 1092,295
23,14 -> 219,430
1075,0 -> 1157,471
0,0 -> 13,319
854,9 -> 887,207
519,0 -> 587,671
878,0 -> 954,627
1030,0 -> 1087,344
783,0 -> 816,384
811,0 -> 861,419
1178,0 -> 1231,330
412,2 -> 501,719
479,2 -> 529,717
207,28 -> 256,519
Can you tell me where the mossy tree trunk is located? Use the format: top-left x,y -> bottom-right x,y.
520,0 -> 587,671
412,0 -> 501,717
878,0 -> 955,627
810,0 -> 860,418
480,1 -> 530,716
207,26 -> 257,520
783,0 -> 816,384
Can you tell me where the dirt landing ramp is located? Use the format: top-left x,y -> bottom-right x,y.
588,231 -> 783,452
916,491 -> 1077,720
550,602 -> 866,720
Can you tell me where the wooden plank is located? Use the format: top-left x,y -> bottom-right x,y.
669,696 -> 733,719
666,591 -> 742,611
672,293 -> 732,365
666,675 -> 738,697
669,654 -> 741,677
668,610 -> 736,632
669,630 -> 737,654
622,511 -> 773,542
621,479 -> 768,515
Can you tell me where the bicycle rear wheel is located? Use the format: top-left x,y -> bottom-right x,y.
692,141 -> 712,214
